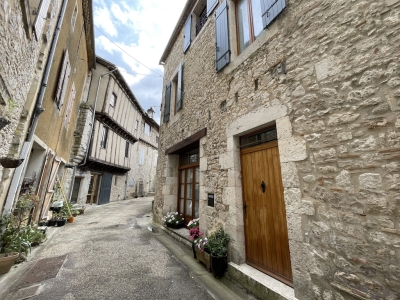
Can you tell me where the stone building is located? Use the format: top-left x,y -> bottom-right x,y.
154,0 -> 400,299
2,0 -> 96,220
70,57 -> 159,205
0,0 -> 63,212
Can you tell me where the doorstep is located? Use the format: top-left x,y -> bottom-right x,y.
157,224 -> 297,300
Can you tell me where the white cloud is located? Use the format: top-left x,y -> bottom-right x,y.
93,3 -> 118,37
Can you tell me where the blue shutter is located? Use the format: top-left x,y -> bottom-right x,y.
164,82 -> 171,123
215,0 -> 230,72
183,15 -> 192,53
207,0 -> 218,16
261,0 -> 286,28
176,63 -> 183,112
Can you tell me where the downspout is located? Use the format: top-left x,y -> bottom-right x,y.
3,0 -> 69,215
77,68 -> 118,167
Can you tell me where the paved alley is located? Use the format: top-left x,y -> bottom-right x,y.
3,198 -> 220,300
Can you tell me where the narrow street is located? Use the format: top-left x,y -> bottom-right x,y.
2,197 -> 250,300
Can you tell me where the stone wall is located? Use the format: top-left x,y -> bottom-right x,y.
110,174 -> 127,202
155,0 -> 400,299
0,0 -> 61,211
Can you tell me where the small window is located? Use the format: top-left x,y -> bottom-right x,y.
240,126 -> 277,149
139,149 -> 145,165
164,82 -> 171,123
156,136 -> 159,144
101,126 -> 108,148
144,123 -> 150,136
125,141 -> 129,158
195,6 -> 207,36
135,120 -> 138,130
110,93 -> 116,107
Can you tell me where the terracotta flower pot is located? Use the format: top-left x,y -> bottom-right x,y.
67,216 -> 74,223
0,252 -> 19,274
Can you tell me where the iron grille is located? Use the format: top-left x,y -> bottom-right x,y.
196,7 -> 208,36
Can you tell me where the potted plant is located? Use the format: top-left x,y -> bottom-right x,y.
206,228 -> 230,278
193,234 -> 210,271
188,218 -> 200,259
162,212 -> 184,229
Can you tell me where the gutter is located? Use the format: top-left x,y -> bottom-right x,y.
3,0 -> 69,215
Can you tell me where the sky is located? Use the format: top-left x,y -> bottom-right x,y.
93,0 -> 187,124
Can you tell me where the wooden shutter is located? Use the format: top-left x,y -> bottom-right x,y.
261,0 -> 286,28
33,0 -> 51,41
215,0 -> 230,72
207,0 -> 218,16
64,82 -> 76,127
176,63 -> 183,112
55,50 -> 71,109
164,82 -> 171,123
183,14 -> 192,53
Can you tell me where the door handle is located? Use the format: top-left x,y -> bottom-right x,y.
260,181 -> 266,193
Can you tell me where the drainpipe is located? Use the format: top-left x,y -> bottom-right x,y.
77,68 -> 118,168
3,0 -> 69,215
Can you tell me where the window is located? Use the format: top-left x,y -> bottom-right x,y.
164,82 -> 171,123
156,136 -> 159,144
139,149 -> 145,165
236,0 -> 286,53
215,0 -> 230,72
135,120 -> 138,130
33,0 -> 51,41
144,123 -> 150,136
110,93 -> 116,107
71,2 -> 78,32
100,126 -> 108,148
125,141 -> 129,158
55,49 -> 71,109
64,82 -> 76,128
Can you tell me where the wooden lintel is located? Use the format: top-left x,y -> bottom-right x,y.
165,128 -> 207,155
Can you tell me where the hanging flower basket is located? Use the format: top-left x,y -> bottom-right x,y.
0,157 -> 24,168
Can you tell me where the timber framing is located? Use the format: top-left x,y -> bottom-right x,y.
95,112 -> 138,144
85,156 -> 130,174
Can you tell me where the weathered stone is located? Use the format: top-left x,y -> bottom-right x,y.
314,148 -> 336,163
336,170 -> 354,194
351,135 -> 377,151
337,132 -> 352,141
328,113 -> 360,126
359,173 -> 382,189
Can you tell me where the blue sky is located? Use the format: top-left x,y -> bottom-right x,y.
93,0 -> 186,123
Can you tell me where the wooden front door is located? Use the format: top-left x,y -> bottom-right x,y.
241,140 -> 293,285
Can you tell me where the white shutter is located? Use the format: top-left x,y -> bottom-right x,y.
34,0 -> 51,41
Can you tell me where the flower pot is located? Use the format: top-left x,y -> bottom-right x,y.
48,219 -> 57,227
67,217 -> 74,223
56,219 -> 66,227
195,248 -> 211,271
166,222 -> 184,229
211,254 -> 228,278
0,157 -> 24,168
192,242 -> 197,259
0,252 -> 19,274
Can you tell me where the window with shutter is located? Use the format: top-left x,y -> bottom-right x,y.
33,0 -> 51,41
207,0 -> 218,16
261,0 -> 286,28
236,0 -> 263,53
215,0 -> 230,72
101,126 -> 109,148
164,82 -> 171,123
176,62 -> 183,112
55,50 -> 71,109
125,141 -> 129,158
183,15 -> 192,53
64,82 -> 76,128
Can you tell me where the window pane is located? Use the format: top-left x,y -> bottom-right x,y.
186,184 -> 192,199
187,168 -> 193,184
195,167 -> 199,183
195,200 -> 199,218
195,184 -> 199,200
181,154 -> 189,166
180,184 -> 184,197
251,0 -> 263,39
237,0 -> 250,53
180,199 -> 184,214
181,170 -> 185,183
186,200 -> 192,215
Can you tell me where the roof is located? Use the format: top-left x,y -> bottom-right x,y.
82,0 -> 96,69
96,56 -> 160,129
159,1 -> 195,64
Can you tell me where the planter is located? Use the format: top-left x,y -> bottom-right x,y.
48,219 -> 57,226
192,242 -> 197,259
195,248 -> 211,271
56,219 -> 66,227
211,254 -> 228,278
166,222 -> 184,229
0,157 -> 24,168
67,216 -> 74,223
0,252 -> 19,274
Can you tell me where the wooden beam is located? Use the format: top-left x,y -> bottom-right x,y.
165,128 -> 207,155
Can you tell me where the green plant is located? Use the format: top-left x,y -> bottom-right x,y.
5,98 -> 19,118
206,228 -> 230,258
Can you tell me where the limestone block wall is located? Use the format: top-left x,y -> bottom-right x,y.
110,174 -> 127,202
155,0 -> 400,299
